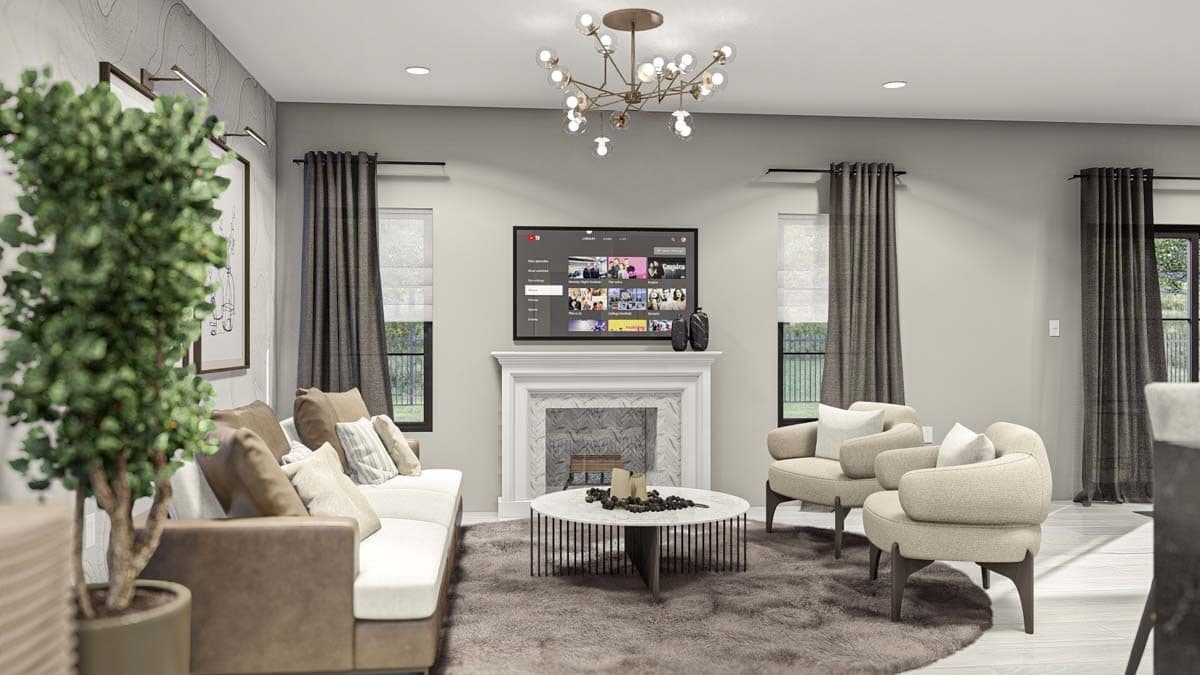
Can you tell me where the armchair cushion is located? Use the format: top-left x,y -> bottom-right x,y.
936,422 -> 996,467
768,457 -> 881,508
898,453 -> 1050,526
838,423 -> 924,479
815,404 -> 885,460
863,491 -> 1041,563
874,445 -> 939,490
767,421 -> 818,460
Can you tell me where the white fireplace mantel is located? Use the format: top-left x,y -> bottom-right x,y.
492,350 -> 721,518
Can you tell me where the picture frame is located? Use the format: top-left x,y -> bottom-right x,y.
98,62 -> 251,374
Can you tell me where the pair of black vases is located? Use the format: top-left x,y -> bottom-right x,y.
671,308 -> 709,352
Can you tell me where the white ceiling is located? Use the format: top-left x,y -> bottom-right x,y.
185,0 -> 1200,125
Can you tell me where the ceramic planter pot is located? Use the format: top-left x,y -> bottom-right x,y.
77,579 -> 190,675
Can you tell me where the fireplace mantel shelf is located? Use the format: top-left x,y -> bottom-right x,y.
492,350 -> 719,518
491,350 -> 721,370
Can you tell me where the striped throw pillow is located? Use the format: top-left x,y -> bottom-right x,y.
335,417 -> 399,485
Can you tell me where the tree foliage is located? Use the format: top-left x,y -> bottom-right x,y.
0,68 -> 228,613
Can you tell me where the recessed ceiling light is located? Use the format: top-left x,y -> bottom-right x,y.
406,66 -> 431,76
882,80 -> 908,89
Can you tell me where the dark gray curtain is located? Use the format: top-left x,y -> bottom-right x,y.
821,162 -> 905,408
297,151 -> 393,415
1077,167 -> 1165,504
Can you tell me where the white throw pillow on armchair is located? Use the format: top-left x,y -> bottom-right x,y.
814,404 -> 886,460
936,423 -> 996,467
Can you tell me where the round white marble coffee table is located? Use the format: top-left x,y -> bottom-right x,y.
529,487 -> 751,600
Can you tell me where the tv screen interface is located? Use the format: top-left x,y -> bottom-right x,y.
514,227 -> 697,339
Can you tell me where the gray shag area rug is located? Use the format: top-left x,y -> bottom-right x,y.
435,519 -> 990,674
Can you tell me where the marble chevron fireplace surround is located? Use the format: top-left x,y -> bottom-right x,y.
492,351 -> 720,518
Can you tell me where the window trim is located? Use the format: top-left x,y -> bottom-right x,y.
777,322 -> 824,427
1155,225 -> 1200,383
386,321 -> 433,432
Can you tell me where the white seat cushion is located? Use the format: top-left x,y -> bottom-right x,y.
354,469 -> 462,526
370,468 -> 462,501
354,518 -> 450,620
863,491 -> 1041,563
768,457 -> 881,507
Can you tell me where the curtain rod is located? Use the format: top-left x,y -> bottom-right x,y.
291,159 -> 445,166
766,167 -> 908,177
1067,173 -> 1200,181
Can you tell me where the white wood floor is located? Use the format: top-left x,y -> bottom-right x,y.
463,501 -> 1154,674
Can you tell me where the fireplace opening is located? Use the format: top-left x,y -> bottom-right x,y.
544,407 -> 657,493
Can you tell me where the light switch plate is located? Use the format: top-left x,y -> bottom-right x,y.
922,426 -> 934,444
1049,319 -> 1060,338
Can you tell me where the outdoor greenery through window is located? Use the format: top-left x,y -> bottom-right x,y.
780,322 -> 826,422
1156,233 -> 1198,383
385,321 -> 430,426
379,208 -> 434,430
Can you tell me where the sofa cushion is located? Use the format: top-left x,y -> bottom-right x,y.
336,417 -> 399,485
354,518 -> 450,620
213,400 -> 290,461
199,427 -> 308,518
768,457 -> 881,508
167,461 -> 225,519
282,444 -> 380,540
294,387 -> 371,470
355,469 -> 462,526
815,404 -> 885,460
373,415 -> 422,476
863,490 -> 1041,563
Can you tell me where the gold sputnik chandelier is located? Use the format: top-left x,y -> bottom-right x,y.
534,8 -> 735,158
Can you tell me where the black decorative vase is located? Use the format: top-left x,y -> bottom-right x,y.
688,308 -> 709,351
670,318 -> 689,351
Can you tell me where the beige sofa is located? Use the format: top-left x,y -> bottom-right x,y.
765,402 -> 922,558
142,394 -> 462,674
863,422 -> 1051,633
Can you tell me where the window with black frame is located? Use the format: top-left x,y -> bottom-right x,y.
1156,227 -> 1199,382
777,214 -> 829,425
379,208 -> 434,431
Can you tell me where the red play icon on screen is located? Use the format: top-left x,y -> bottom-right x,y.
527,233 -> 540,241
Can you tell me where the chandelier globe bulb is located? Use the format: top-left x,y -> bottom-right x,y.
535,47 -> 558,70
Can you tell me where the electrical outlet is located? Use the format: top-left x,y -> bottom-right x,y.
922,426 -> 934,444
1049,319 -> 1060,337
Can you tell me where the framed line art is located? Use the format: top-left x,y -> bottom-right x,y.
99,61 -> 251,374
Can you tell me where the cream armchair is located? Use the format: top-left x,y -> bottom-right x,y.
765,402 -> 922,558
863,422 -> 1052,633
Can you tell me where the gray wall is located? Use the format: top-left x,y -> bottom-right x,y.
275,104 -> 1200,510
0,0 -> 277,573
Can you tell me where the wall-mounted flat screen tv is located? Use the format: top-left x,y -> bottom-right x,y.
513,226 -> 698,340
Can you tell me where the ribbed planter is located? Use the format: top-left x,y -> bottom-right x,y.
77,580 -> 190,675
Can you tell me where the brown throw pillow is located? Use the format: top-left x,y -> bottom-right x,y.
293,387 -> 371,471
198,426 -> 308,518
212,400 -> 290,461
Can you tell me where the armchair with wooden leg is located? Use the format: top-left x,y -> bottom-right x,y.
863,422 -> 1052,633
765,402 -> 922,559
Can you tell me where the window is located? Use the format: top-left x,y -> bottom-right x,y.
379,208 -> 433,430
1156,227 -> 1199,382
777,214 -> 829,425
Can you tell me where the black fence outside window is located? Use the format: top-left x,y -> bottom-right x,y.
385,321 -> 432,431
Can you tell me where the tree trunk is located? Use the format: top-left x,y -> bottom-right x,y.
74,489 -> 94,619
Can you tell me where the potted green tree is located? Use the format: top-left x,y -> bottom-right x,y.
0,68 -> 229,675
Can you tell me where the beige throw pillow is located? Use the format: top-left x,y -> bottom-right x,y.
373,415 -> 422,476
936,423 -> 997,467
282,443 -> 381,540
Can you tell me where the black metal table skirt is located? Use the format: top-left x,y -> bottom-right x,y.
529,513 -> 747,600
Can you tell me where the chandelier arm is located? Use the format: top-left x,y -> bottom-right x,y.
571,79 -> 619,97
680,57 -> 722,88
603,52 -> 631,87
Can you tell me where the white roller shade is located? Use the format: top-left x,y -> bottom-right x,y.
777,213 -> 829,323
378,208 -> 433,322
